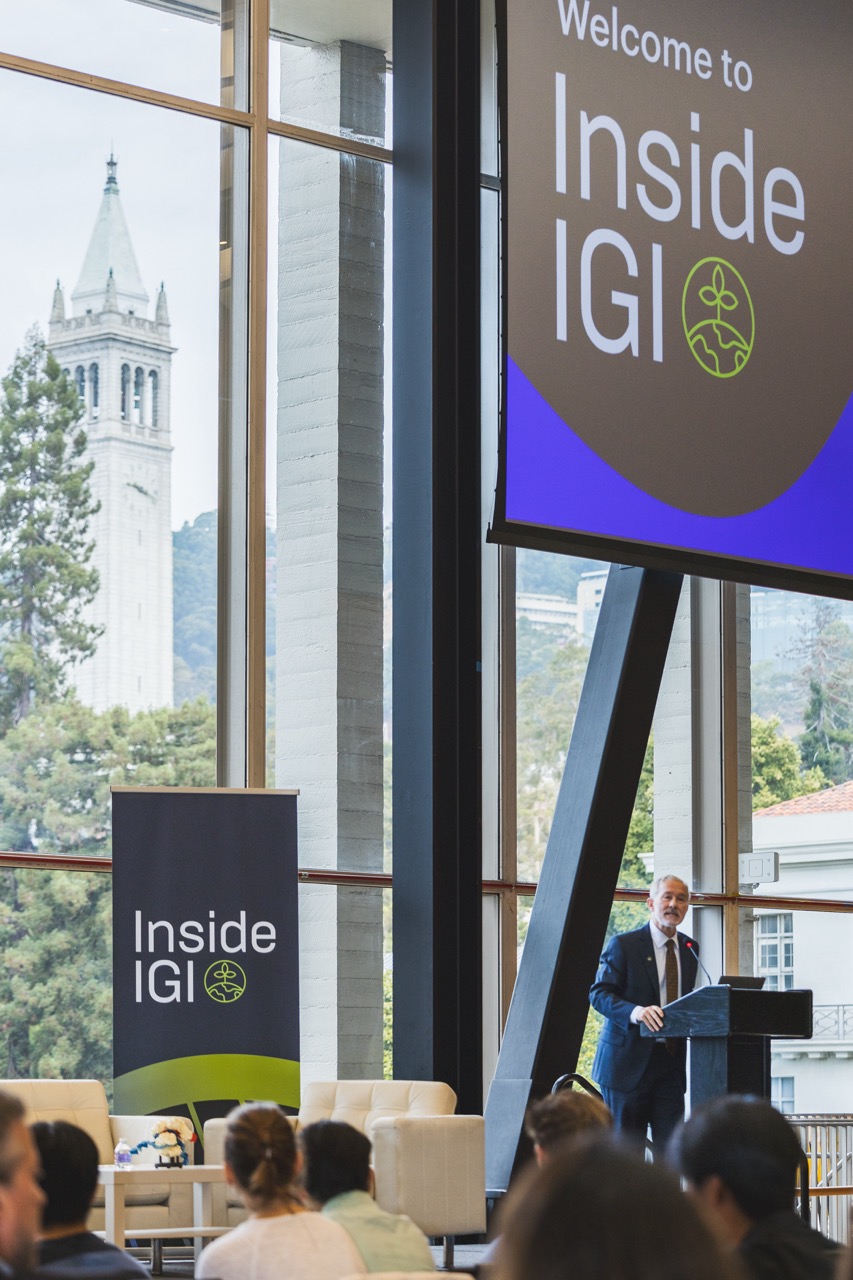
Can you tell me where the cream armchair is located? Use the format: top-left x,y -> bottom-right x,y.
0,1078 -> 191,1232
204,1080 -> 486,1263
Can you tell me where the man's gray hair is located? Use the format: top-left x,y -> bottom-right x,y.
0,1092 -> 25,1183
650,874 -> 690,898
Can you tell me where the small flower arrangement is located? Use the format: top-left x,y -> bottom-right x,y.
132,1117 -> 197,1167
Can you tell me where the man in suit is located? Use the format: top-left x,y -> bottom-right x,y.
589,874 -> 697,1149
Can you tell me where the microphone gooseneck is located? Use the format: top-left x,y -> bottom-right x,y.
685,939 -> 715,988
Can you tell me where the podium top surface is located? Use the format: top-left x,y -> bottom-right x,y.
639,984 -> 813,1040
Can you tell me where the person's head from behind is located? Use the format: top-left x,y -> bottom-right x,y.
670,1095 -> 803,1245
524,1091 -> 611,1167
224,1103 -> 299,1213
30,1121 -> 99,1233
0,1091 -> 45,1272
299,1121 -> 372,1207
495,1136 -> 736,1280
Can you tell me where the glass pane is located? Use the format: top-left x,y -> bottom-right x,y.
751,587 -> 853,896
0,0 -> 245,109
516,556 -> 653,890
0,71 -> 226,853
268,137 -> 389,873
269,0 -> 391,147
0,865 -> 112,1081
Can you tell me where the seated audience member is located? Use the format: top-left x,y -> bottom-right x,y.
670,1095 -> 841,1280
299,1120 -> 433,1273
196,1102 -> 362,1280
493,1136 -> 737,1280
480,1089 -> 612,1266
524,1089 -> 612,1166
0,1091 -> 45,1276
32,1122 -> 146,1277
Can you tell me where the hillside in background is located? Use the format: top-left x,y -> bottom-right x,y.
173,512 -> 275,707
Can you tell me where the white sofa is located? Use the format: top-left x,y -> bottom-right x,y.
0,1078 -> 191,1232
204,1079 -> 486,1256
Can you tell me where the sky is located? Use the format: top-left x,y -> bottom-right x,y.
0,2 -> 230,530
0,1 -> 394,532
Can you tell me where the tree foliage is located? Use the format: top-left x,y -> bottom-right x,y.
0,329 -> 100,729
790,600 -> 853,785
517,638 -> 589,884
752,713 -> 825,810
0,696 -> 215,1079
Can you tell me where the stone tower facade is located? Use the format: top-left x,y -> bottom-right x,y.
47,157 -> 174,713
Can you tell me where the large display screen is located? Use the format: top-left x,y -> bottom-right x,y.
491,0 -> 853,596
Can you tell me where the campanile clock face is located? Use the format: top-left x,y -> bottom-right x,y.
502,0 -> 853,578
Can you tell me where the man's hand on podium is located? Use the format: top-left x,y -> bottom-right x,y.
636,1005 -> 665,1032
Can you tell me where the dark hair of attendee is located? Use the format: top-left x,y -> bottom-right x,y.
300,1120 -> 371,1205
0,1093 -> 25,1185
670,1094 -> 803,1221
524,1091 -> 611,1153
224,1103 -> 299,1211
495,1136 -> 738,1280
31,1121 -> 99,1228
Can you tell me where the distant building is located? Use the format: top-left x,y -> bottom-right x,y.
753,782 -> 853,1114
577,568 -> 608,641
47,157 -> 174,712
516,591 -> 579,639
751,587 -> 853,667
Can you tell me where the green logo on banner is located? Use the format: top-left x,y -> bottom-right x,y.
204,959 -> 247,1003
682,258 -> 754,378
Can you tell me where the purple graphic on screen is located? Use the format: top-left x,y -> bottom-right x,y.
506,357 -> 853,580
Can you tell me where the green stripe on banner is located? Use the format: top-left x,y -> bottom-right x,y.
114,1053 -> 300,1114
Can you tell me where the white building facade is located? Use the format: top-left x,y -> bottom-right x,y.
47,158 -> 174,713
753,782 -> 853,1114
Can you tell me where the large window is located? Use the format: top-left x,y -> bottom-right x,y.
0,0 -> 392,1084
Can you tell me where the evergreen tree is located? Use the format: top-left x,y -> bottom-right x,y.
752,713 -> 825,809
791,600 -> 853,784
0,329 -> 100,730
0,696 -> 215,1079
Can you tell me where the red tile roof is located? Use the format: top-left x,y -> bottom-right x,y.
754,780 -> 853,817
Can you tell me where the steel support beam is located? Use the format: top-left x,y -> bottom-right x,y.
484,565 -> 683,1189
391,0 -> 484,1113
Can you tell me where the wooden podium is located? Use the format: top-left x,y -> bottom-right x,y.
640,985 -> 813,1107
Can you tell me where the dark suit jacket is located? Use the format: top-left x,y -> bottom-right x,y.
589,923 -> 697,1092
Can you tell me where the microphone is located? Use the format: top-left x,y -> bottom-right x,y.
685,940 -> 715,988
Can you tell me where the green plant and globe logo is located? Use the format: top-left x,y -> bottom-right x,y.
204,959 -> 247,1003
682,258 -> 754,378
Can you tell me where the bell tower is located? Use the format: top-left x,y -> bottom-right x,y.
47,157 -> 174,712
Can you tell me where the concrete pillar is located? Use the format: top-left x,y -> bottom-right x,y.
653,579 -> 753,975
275,40 -> 386,1080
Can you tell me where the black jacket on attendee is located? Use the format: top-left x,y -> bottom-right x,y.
738,1210 -> 841,1280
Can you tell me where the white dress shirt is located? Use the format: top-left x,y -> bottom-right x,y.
629,922 -> 682,1023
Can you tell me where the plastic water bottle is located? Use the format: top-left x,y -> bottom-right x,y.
114,1139 -> 132,1170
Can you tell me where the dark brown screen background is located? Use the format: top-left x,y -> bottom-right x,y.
507,0 -> 853,518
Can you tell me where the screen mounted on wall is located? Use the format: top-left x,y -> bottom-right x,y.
491,0 -> 853,597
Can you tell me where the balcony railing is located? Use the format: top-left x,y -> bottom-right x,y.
810,1005 -> 853,1041
791,1115 -> 853,1243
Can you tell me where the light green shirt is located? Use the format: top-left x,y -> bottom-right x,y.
322,1190 -> 435,1274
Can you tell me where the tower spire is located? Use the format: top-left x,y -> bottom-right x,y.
155,282 -> 170,327
104,268 -> 118,312
72,154 -> 149,317
50,279 -> 65,323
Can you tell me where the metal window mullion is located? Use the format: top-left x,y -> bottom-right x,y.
0,49 -> 252,126
246,0 -> 269,788
217,0 -> 267,786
